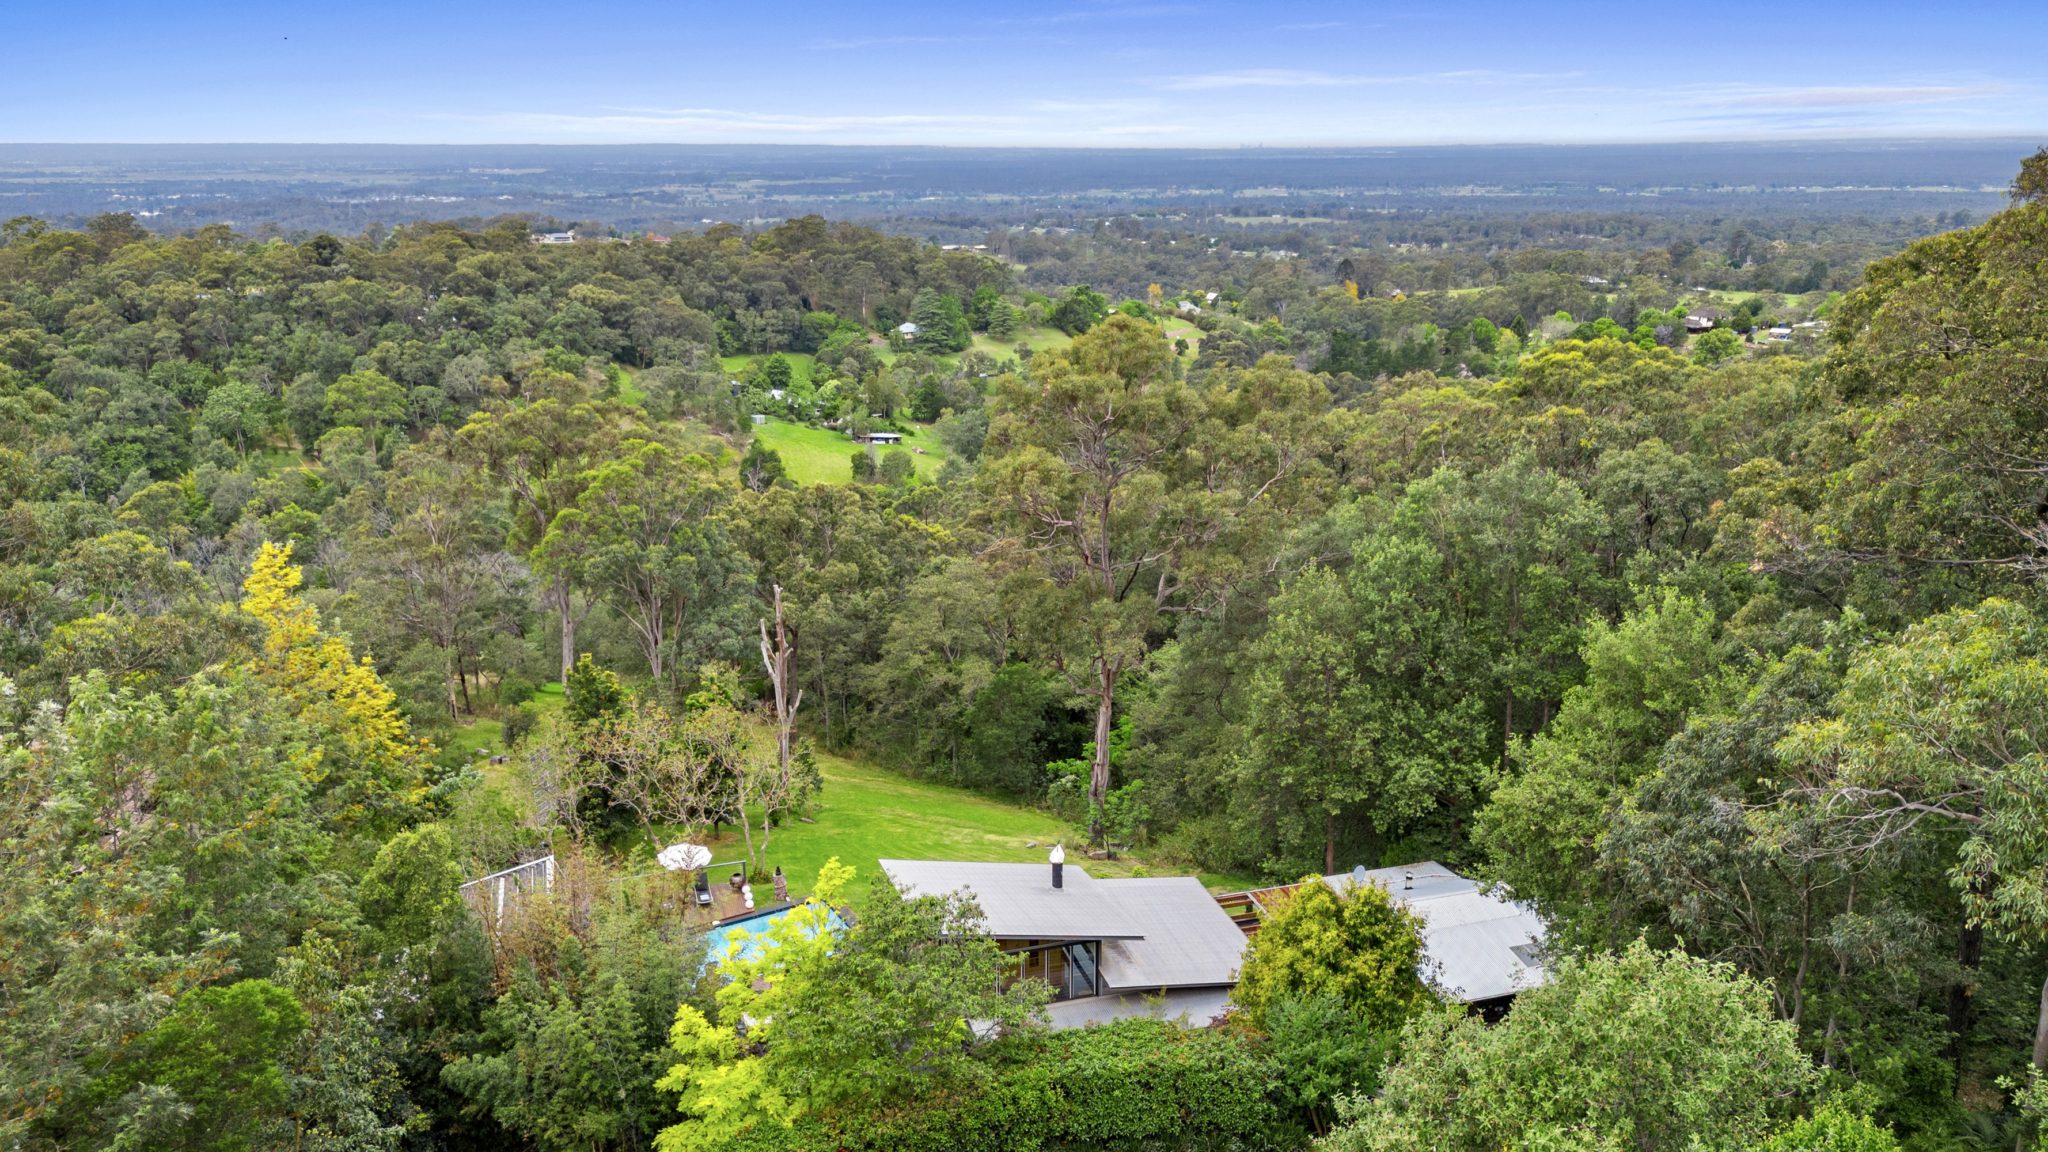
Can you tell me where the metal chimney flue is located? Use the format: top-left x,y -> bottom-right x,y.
1050,843 -> 1065,889
1404,871 -> 1414,891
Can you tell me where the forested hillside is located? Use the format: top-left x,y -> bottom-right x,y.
4,153 -> 2048,1150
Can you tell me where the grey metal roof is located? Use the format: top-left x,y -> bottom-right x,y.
1321,861 -> 1547,1003
880,861 -> 1245,991
880,860 -> 1141,941
1096,877 -> 1246,990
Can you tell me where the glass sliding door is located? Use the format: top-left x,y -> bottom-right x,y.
1000,940 -> 1102,1002
1060,941 -> 1099,1000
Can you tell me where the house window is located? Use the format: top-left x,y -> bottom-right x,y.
1001,940 -> 1102,1001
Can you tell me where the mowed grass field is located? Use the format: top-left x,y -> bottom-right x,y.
697,745 -> 1075,905
969,326 -> 1072,360
677,743 -> 1261,905
720,352 -> 819,386
751,418 -> 947,485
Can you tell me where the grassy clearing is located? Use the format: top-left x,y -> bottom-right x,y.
613,366 -> 645,406
970,326 -> 1072,360
751,418 -> 947,485
701,745 -> 1076,905
720,352 -> 819,387
685,743 -> 1260,906
1157,318 -> 1204,362
438,716 -> 506,766
447,692 -> 1258,907
247,447 -> 306,476
717,328 -> 1070,379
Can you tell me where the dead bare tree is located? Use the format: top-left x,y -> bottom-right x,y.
757,583 -> 810,856
759,583 -> 804,795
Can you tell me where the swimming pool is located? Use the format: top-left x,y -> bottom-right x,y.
700,902 -> 846,971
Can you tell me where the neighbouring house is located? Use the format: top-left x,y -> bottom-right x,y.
532,230 -> 576,245
898,321 -> 920,340
1683,306 -> 1727,333
1175,299 -> 1202,315
1218,861 -> 1546,1017
1767,325 -> 1793,341
864,430 -> 903,446
882,857 -> 1248,1028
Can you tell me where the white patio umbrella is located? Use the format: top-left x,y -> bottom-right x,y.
657,842 -> 713,871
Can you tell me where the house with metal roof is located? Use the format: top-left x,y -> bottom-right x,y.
1218,861 -> 1547,1014
881,855 -> 1247,1028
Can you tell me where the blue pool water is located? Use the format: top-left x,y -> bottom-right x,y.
700,903 -> 845,971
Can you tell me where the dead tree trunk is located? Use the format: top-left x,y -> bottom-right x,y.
759,583 -> 804,843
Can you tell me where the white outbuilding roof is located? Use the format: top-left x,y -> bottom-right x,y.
1322,861 -> 1546,1002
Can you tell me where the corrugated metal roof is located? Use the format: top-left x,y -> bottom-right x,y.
1321,861 -> 1547,1003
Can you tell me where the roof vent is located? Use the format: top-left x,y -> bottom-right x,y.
1050,843 -> 1065,890
1404,871 -> 1414,891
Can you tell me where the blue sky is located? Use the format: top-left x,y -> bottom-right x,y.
5,1 -> 2045,145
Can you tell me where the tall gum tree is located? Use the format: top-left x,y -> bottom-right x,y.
535,438 -> 748,688
454,369 -> 637,684
982,316 -> 1335,844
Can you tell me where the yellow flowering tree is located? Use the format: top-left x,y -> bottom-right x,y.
655,857 -> 854,1152
240,541 -> 430,833
655,857 -> 1046,1148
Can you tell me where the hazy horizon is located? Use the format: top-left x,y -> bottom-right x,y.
7,1 -> 2045,147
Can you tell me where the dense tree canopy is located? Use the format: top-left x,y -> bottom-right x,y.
5,162 -> 2048,1149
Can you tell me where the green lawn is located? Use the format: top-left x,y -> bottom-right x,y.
685,744 -> 1258,907
751,418 -> 947,485
720,352 -> 819,387
614,366 -> 645,406
438,716 -> 506,766
449,690 -> 1258,907
969,326 -> 1071,360
247,446 -> 307,476
1157,318 -> 1204,362
529,681 -> 565,714
703,746 -> 1074,906
718,327 -> 1069,378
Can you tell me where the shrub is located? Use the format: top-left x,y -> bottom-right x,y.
712,1019 -> 1288,1152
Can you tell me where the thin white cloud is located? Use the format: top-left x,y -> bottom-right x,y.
1027,98 -> 1165,114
